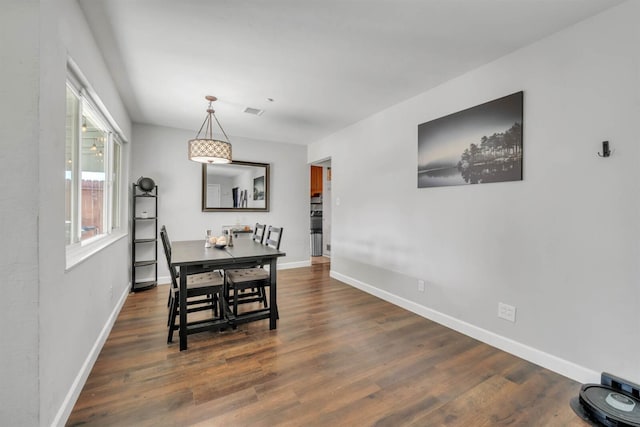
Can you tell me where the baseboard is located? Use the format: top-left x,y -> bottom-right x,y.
51,283 -> 130,427
330,270 -> 598,385
279,260 -> 311,270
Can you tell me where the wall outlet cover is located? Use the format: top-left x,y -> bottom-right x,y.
498,302 -> 516,322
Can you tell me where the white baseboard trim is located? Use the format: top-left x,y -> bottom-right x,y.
52,283 -> 130,427
330,270 -> 598,385
279,260 -> 311,270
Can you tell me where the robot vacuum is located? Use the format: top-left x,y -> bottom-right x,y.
571,372 -> 640,426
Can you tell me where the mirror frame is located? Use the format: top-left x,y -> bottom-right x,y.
202,160 -> 270,212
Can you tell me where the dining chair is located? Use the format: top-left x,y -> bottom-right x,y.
223,223 -> 265,306
225,226 -> 283,317
160,226 -> 225,344
161,225 -> 199,307
241,223 -> 267,295
252,222 -> 266,243
161,225 -> 174,307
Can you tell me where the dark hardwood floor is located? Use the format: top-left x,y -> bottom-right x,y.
67,264 -> 588,426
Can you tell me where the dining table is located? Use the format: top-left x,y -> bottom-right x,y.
170,238 -> 286,350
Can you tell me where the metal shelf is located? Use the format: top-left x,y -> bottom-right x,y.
134,238 -> 157,244
132,280 -> 157,291
131,183 -> 158,292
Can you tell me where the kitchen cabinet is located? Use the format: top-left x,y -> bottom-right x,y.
311,165 -> 323,196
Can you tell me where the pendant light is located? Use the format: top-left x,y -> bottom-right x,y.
188,95 -> 232,164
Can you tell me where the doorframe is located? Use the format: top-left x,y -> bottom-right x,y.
309,157 -> 331,261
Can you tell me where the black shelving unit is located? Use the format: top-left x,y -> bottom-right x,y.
131,183 -> 158,291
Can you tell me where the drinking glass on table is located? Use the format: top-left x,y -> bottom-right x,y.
205,229 -> 212,248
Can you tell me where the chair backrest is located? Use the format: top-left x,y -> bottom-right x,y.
264,226 -> 283,250
252,223 -> 266,244
160,225 -> 170,258
159,227 -> 179,290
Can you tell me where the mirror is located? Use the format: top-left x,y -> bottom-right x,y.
202,161 -> 270,212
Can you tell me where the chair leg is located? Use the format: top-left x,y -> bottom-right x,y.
260,285 -> 268,307
167,293 -> 174,327
212,293 -> 219,317
167,295 -> 178,344
233,287 -> 239,317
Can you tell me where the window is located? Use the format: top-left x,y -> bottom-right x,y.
65,85 -> 79,245
65,69 -> 124,266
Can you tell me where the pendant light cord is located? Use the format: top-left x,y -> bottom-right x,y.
213,113 -> 231,142
194,99 -> 231,142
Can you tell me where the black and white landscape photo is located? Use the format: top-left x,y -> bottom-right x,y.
418,91 -> 523,188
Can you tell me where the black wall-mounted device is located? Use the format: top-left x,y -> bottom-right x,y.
598,140 -> 611,158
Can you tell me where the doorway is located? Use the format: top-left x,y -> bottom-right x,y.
310,159 -> 331,264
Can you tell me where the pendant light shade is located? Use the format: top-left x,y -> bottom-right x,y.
188,138 -> 232,164
188,95 -> 232,164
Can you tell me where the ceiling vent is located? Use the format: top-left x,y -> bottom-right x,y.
243,107 -> 264,116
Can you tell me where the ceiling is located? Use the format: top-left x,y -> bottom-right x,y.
78,0 -> 623,145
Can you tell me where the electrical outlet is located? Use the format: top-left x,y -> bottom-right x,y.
418,279 -> 425,292
498,302 -> 516,322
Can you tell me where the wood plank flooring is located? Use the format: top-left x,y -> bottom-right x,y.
67,264 -> 589,426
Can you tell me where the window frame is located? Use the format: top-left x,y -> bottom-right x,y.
65,67 -> 127,269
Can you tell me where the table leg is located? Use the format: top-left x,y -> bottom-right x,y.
179,265 -> 188,350
269,258 -> 277,330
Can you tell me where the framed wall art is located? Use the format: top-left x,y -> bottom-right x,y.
253,175 -> 265,201
418,91 -> 523,188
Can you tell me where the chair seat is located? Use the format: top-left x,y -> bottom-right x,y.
184,271 -> 224,289
226,267 -> 269,283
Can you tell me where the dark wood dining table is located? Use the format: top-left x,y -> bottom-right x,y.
170,239 -> 286,350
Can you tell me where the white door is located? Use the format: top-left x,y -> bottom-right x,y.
206,184 -> 221,208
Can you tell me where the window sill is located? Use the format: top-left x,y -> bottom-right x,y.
65,231 -> 128,271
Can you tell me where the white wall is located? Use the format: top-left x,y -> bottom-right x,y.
309,1 -> 640,384
1,0 -> 132,425
1,2 -> 41,424
132,123 -> 310,282
42,1 -> 133,425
